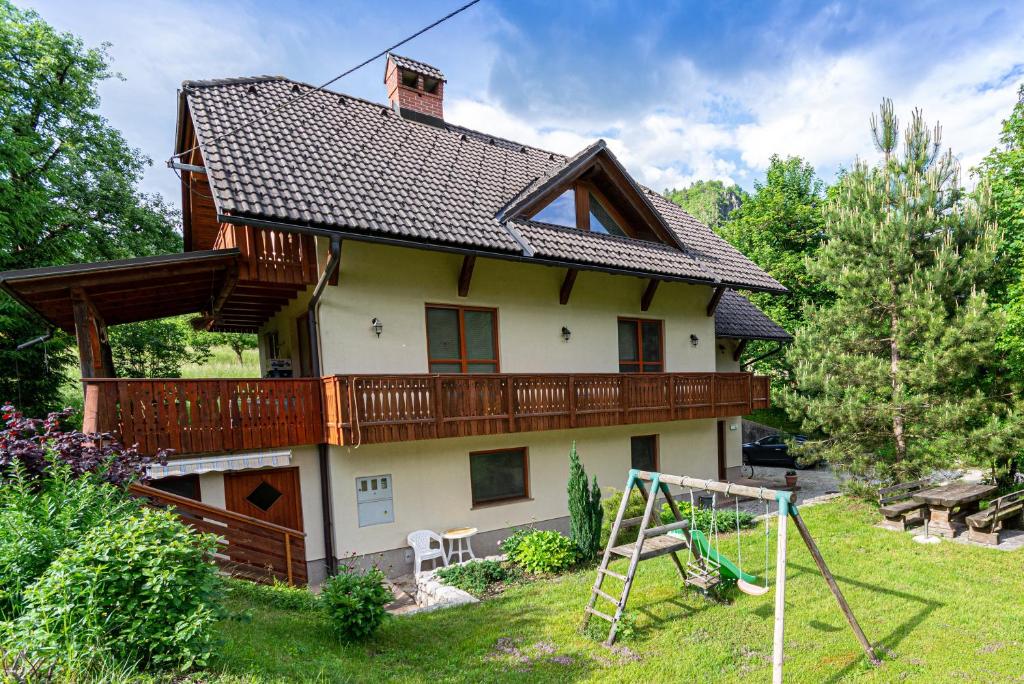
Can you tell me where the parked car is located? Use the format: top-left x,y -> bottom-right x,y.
742,434 -> 814,469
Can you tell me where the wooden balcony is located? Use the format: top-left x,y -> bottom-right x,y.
208,223 -> 319,331
83,378 -> 323,456
84,373 -> 770,455
323,372 -> 771,446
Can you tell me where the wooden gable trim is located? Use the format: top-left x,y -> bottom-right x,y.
457,255 -> 476,297
590,156 -> 680,249
640,279 -> 659,312
559,268 -> 578,305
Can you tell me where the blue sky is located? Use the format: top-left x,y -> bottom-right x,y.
22,0 -> 1024,202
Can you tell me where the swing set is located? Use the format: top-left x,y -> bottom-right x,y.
582,469 -> 881,683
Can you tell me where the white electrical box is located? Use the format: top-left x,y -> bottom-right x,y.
356,474 -> 394,527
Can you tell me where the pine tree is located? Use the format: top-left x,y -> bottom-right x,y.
784,99 -> 1004,481
567,441 -> 602,560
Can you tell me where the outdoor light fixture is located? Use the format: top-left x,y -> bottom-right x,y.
561,326 -> 572,342
371,317 -> 383,337
690,334 -> 699,347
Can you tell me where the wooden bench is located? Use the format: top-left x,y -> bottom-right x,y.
878,479 -> 930,531
965,489 -> 1024,546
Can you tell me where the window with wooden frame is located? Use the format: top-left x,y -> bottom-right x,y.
630,435 -> 659,472
470,447 -> 529,505
426,304 -> 499,373
618,317 -> 664,373
531,181 -> 630,238
148,474 -> 201,501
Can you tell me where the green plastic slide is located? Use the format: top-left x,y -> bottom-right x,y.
670,529 -> 759,584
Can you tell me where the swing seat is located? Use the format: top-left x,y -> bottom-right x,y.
737,579 -> 770,596
676,529 -> 766,591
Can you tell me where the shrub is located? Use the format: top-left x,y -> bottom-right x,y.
508,530 -> 576,574
15,506 -> 221,670
435,560 -> 520,597
567,442 -> 602,561
225,577 -> 319,612
600,488 -> 648,546
659,501 -> 756,535
499,527 -> 532,558
320,566 -> 392,642
0,404 -> 169,485
0,463 -> 140,619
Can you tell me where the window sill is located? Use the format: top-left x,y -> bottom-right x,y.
471,496 -> 533,510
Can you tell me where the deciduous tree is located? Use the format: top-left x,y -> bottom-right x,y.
0,2 -> 180,413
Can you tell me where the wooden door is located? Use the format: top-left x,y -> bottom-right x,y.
224,467 -> 304,531
295,314 -> 312,377
717,421 -> 727,480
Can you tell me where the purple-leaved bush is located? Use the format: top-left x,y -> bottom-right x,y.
0,404 -> 170,485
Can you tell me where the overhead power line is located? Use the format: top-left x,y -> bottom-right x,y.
171,0 -> 481,163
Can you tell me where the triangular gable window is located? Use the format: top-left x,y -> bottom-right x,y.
529,183 -> 629,238
505,141 -> 682,249
532,188 -> 576,228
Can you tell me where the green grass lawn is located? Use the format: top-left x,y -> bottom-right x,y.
202,498 -> 1023,683
182,345 -> 260,378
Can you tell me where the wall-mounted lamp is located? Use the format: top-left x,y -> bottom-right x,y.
690,334 -> 700,347
561,326 -> 572,342
371,317 -> 383,337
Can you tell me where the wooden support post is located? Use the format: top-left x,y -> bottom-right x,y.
559,268 -> 578,305
732,339 -> 749,362
791,509 -> 880,666
457,255 -> 476,297
640,279 -> 659,312
71,288 -> 114,379
706,285 -> 726,316
773,499 -> 789,684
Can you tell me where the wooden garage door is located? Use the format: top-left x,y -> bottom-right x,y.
224,467 -> 304,531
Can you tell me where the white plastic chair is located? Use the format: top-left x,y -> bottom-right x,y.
407,530 -> 448,575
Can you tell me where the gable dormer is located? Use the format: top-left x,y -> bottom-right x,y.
499,141 -> 684,250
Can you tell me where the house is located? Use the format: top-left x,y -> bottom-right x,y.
0,54 -> 791,584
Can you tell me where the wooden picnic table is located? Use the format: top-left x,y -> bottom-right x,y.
913,483 -> 997,538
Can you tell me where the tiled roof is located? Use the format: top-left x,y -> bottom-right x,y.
386,53 -> 446,81
510,219 -> 712,280
715,290 -> 793,341
182,76 -> 785,292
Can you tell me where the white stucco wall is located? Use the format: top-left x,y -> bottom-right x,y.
330,419 -> 718,557
716,338 -> 745,469
283,241 -> 720,376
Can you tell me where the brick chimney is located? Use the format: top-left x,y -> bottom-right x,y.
384,53 -> 445,122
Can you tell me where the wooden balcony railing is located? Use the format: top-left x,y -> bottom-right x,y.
214,223 -> 318,286
84,372 -> 769,455
83,378 -> 323,455
131,484 -> 307,585
323,372 -> 770,446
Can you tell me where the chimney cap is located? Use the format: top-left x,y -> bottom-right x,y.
385,52 -> 446,83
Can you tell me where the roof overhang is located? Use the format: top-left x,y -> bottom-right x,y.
0,249 -> 240,332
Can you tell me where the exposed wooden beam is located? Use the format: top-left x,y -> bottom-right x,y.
210,260 -> 240,317
560,268 -> 579,305
706,285 -> 726,316
641,279 -> 660,312
458,255 -> 476,297
732,339 -> 749,362
70,288 -> 114,379
575,182 -> 591,231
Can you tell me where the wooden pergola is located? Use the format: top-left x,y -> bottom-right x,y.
0,249 -> 241,379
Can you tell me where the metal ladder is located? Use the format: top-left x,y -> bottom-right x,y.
581,470 -> 694,645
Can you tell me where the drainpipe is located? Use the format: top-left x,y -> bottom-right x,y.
309,236 -> 342,577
